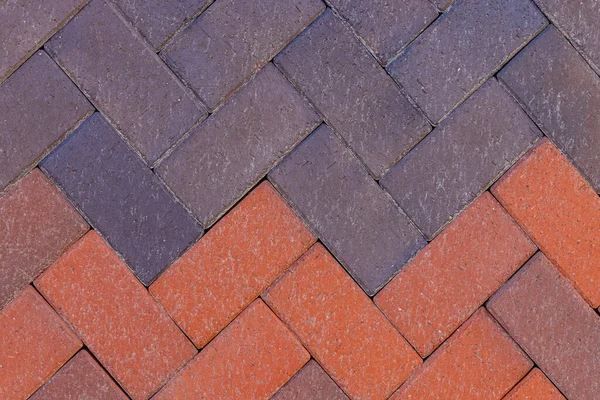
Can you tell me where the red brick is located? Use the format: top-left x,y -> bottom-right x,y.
492,138 -> 600,307
34,231 -> 196,400
0,169 -> 88,308
150,181 -> 315,347
272,360 -> 349,400
0,286 -> 82,399
262,244 -> 422,400
392,308 -> 532,400
503,368 -> 565,400
375,192 -> 536,356
153,299 -> 309,400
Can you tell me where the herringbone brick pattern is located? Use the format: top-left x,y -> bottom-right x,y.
1,0 -> 599,399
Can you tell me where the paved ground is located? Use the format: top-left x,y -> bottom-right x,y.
0,0 -> 599,399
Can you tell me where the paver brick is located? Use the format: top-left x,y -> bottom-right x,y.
40,113 -> 202,285
275,9 -> 431,178
0,286 -> 82,400
269,125 -> 426,295
153,299 -> 309,400
262,244 -> 423,400
499,26 -> 600,192
487,252 -> 600,400
503,368 -> 565,400
0,169 -> 88,308
157,63 -> 320,227
45,0 -> 206,164
34,231 -> 197,400
387,0 -> 547,125
0,0 -> 88,83
492,138 -> 600,307
150,181 -> 315,348
392,308 -> 532,400
375,192 -> 536,357
272,360 -> 349,400
30,350 -> 128,400
0,50 -> 94,191
161,0 -> 324,111
380,78 -> 541,238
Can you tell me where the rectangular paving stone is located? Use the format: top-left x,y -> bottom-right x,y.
0,0 -> 88,82
503,368 -> 565,400
34,231 -> 197,400
40,113 -> 202,285
0,50 -> 94,192
275,9 -> 431,178
387,0 -> 547,125
492,138 -> 600,307
499,26 -> 600,192
269,124 -> 426,295
272,360 -> 349,400
160,0 -> 324,111
262,244 -> 423,400
156,63 -> 320,228
0,286 -> 82,400
380,78 -> 541,238
487,252 -> 600,400
392,308 -> 532,400
30,350 -> 128,400
0,169 -> 88,309
375,192 -> 536,357
150,181 -> 316,348
153,299 -> 310,400
45,0 -> 206,164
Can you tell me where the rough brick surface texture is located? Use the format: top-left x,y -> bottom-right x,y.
272,360 -> 349,400
503,368 -> 565,400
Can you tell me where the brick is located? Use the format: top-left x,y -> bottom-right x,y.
0,50 -> 93,191
269,125 -> 426,295
40,113 -> 202,285
503,368 -> 565,400
325,0 -> 437,63
0,169 -> 88,308
380,79 -> 541,238
0,286 -> 82,400
34,231 -> 197,400
0,0 -> 88,82
161,0 -> 324,111
272,360 -> 349,400
392,308 -> 532,400
45,0 -> 205,164
153,299 -> 309,400
262,244 -> 423,400
156,63 -> 320,227
30,350 -> 128,400
487,253 -> 600,400
150,181 -> 315,347
387,0 -> 547,124
499,26 -> 600,192
492,138 -> 600,307
275,10 -> 431,178
375,193 -> 536,356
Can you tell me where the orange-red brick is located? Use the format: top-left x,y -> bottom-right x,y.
34,231 -> 196,400
150,181 -> 315,347
153,299 -> 309,399
262,244 -> 422,400
503,368 -> 565,400
375,192 -> 535,356
492,138 -> 600,306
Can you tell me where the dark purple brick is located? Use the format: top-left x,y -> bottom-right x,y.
45,0 -> 206,164
39,113 -> 203,285
380,78 -> 541,239
0,50 -> 94,192
274,10 -> 431,179
157,63 -> 320,228
268,124 -> 426,296
499,26 -> 600,192
324,0 -> 437,64
487,252 -> 600,400
387,0 -> 547,125
272,360 -> 349,400
160,0 -> 324,111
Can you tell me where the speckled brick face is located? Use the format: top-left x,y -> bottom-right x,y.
503,368 -> 565,400
272,360 -> 349,400
40,113 -> 202,285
